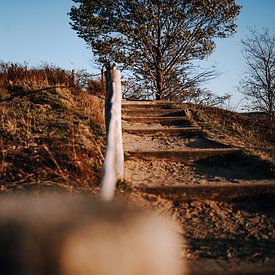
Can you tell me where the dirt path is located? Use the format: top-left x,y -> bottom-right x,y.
123,101 -> 274,191
122,100 -> 275,274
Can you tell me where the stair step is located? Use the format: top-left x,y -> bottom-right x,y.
122,100 -> 174,105
122,105 -> 179,110
188,259 -> 275,275
122,100 -> 178,109
122,116 -> 190,124
122,109 -> 185,117
138,180 -> 275,201
123,127 -> 202,136
125,148 -> 239,162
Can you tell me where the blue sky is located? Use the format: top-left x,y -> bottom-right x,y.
0,0 -> 94,70
203,0 -> 275,109
0,0 -> 274,109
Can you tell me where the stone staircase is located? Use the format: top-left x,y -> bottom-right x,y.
122,100 -> 275,201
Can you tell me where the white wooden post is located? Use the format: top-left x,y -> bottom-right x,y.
112,67 -> 124,181
101,65 -> 124,201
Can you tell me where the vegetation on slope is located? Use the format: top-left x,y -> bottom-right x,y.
0,62 -> 274,271
185,103 -> 275,162
0,62 -> 105,193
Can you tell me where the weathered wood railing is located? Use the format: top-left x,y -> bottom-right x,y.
101,65 -> 124,200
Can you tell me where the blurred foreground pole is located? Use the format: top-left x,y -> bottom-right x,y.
101,64 -> 124,201
0,194 -> 184,275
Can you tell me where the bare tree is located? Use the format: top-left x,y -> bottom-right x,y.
239,28 -> 275,122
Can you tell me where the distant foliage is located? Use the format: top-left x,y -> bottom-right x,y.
184,87 -> 231,108
69,0 -> 240,100
74,69 -> 103,95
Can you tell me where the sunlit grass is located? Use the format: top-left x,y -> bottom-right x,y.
0,62 -> 105,193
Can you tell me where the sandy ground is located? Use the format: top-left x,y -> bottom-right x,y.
122,104 -> 275,274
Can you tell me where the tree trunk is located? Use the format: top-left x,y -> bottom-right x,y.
155,5 -> 163,101
156,65 -> 164,100
268,104 -> 274,123
267,88 -> 274,123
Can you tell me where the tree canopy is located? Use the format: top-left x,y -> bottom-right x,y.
69,0 -> 240,100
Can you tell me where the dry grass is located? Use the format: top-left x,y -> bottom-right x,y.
0,62 -> 73,93
0,63 -> 105,193
0,62 -> 103,98
184,103 -> 275,162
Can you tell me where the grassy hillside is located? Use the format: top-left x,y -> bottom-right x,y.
184,103 -> 275,163
0,62 -> 105,193
1,63 -> 274,272
1,62 -> 273,194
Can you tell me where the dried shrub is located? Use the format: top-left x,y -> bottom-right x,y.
87,79 -> 104,95
0,62 -> 102,98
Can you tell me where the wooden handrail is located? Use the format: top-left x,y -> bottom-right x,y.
101,65 -> 124,200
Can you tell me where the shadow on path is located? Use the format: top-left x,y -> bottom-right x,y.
191,152 -> 275,181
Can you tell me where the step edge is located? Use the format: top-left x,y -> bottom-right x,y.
125,148 -> 240,153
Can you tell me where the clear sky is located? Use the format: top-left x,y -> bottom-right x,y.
0,0 -> 94,70
0,0 -> 274,109
202,0 -> 275,109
